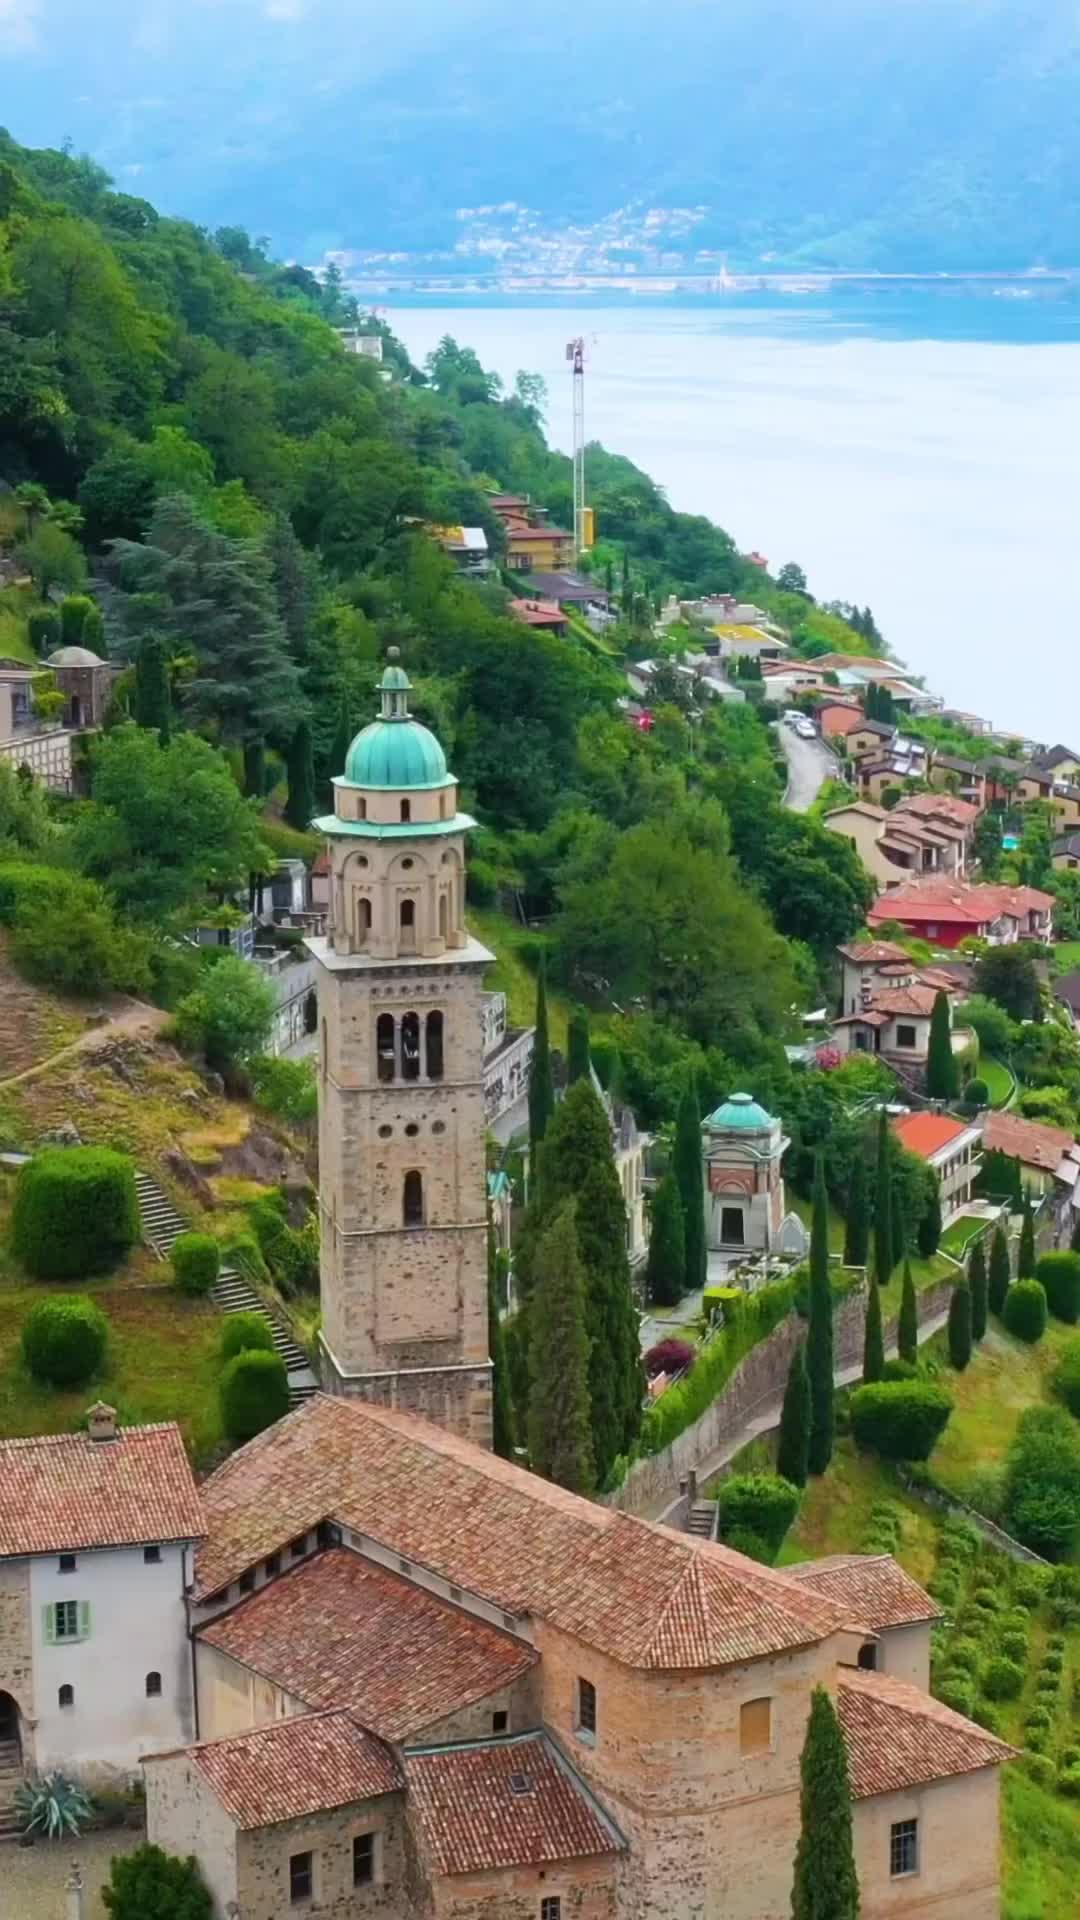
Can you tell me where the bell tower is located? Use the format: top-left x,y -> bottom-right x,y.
307,651 -> 493,1446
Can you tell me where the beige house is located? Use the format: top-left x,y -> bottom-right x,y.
892,1114 -> 983,1222
140,1392 -> 1011,1920
824,801 -> 965,890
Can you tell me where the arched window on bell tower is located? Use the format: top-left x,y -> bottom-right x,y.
400,898 -> 416,953
377,1013 -> 396,1083
403,1170 -> 424,1226
357,897 -> 371,946
401,1011 -> 421,1081
426,1011 -> 444,1080
438,893 -> 448,943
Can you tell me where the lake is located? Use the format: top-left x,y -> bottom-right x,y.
386,296 -> 1080,741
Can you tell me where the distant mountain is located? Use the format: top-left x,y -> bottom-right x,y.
6,0 -> 1080,269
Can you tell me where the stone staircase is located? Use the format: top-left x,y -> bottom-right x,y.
134,1172 -> 318,1409
687,1501 -> 718,1541
0,1740 -> 23,1843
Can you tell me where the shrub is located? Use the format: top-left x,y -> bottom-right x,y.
1043,1647 -> 1065,1675
1037,1252 -> 1080,1326
722,1526 -> 772,1564
1003,1608 -> 1032,1636
1004,1407 -> 1080,1559
1058,1766 -> 1080,1800
972,1584 -> 999,1611
715,1473 -> 801,1564
946,1636 -> 981,1675
1059,1744 -> 1080,1769
1027,1726 -> 1050,1753
12,1147 -> 139,1279
101,1843 -> 213,1920
171,1233 -> 220,1298
1024,1753 -> 1055,1787
930,1575 -> 959,1609
880,1357 -> 917,1383
638,1277 -> 796,1457
981,1656 -> 1024,1701
1025,1705 -> 1053,1733
1035,1669 -> 1061,1698
972,1699 -> 1002,1734
850,1380 -> 953,1461
936,1672 -> 975,1716
220,1313 -> 274,1362
174,953 -> 276,1071
1003,1278 -> 1048,1344
1013,1569 -> 1052,1609
219,1349 -> 289,1444
1000,1631 -> 1028,1665
644,1338 -> 695,1380
964,1077 -> 990,1107
21,1296 -> 108,1388
1048,1633 -> 1067,1654
1048,1565 -> 1080,1626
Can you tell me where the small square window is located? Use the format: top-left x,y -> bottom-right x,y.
541,1899 -> 562,1920
289,1850 -> 313,1904
143,1545 -> 161,1565
265,1553 -> 280,1577
492,1709 -> 508,1734
239,1570 -> 255,1595
58,1554 -> 76,1575
290,1535 -> 307,1560
576,1677 -> 596,1739
890,1818 -> 918,1878
353,1832 -> 375,1888
739,1697 -> 772,1754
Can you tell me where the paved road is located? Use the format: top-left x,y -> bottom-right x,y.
775,722 -> 837,813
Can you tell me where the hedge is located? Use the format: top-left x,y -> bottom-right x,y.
1003,1278 -> 1048,1344
171,1233 -> 221,1298
220,1313 -> 274,1362
715,1473 -> 800,1564
850,1380 -> 954,1461
1055,1338 -> 1080,1419
12,1148 -> 139,1279
640,1278 -> 795,1457
981,1656 -> 1024,1701
936,1672 -> 975,1716
1036,1252 -> 1080,1326
220,1348 -> 289,1443
22,1296 -> 108,1387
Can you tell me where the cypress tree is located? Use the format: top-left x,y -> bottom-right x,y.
988,1224 -> 1011,1316
843,1150 -> 869,1268
948,1281 -> 973,1370
527,1204 -> 594,1494
890,1185 -> 907,1272
917,1176 -> 942,1258
1011,1156 -> 1025,1211
898,1258 -> 918,1366
566,1005 -> 591,1085
862,1272 -> 885,1383
133,633 -> 171,741
576,1158 -> 644,1481
969,1238 -> 988,1342
791,1686 -> 860,1920
243,740 -> 265,799
644,1173 -> 685,1309
1018,1192 -> 1036,1278
674,1080 -> 707,1297
873,1107 -> 892,1287
284,718 -> 315,830
807,1154 -> 835,1476
926,989 -> 958,1099
487,1220 -> 515,1459
776,1339 -> 810,1489
527,953 -> 555,1157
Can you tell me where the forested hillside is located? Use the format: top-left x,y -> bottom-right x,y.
0,131 -> 878,1158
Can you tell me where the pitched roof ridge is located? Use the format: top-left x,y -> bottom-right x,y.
0,1420 -> 181,1451
839,1665 -> 1013,1747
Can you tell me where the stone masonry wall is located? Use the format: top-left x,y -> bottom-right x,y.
0,1559 -> 33,1765
237,1792 -> 405,1920
612,1278 -> 956,1518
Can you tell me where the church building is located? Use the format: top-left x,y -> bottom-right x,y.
306,654 -> 493,1447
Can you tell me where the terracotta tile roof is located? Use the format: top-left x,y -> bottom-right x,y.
785,1555 -> 941,1630
833,1010 -> 890,1029
198,1549 -> 536,1742
404,1733 -> 623,1875
0,1423 -> 203,1558
836,941 -> 910,964
193,1398 -> 852,1671
894,792 -> 979,827
838,1668 -> 1015,1798
173,1711 -> 401,1828
983,1109 -> 1075,1173
869,880 -> 1053,928
892,1112 -> 975,1160
866,985 -> 939,1018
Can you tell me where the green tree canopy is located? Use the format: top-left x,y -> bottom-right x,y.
791,1687 -> 860,1920
527,1203 -> 594,1495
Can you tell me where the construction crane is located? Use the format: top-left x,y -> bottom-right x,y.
566,336 -> 587,554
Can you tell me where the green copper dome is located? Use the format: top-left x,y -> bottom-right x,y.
705,1092 -> 774,1131
341,649 -> 452,790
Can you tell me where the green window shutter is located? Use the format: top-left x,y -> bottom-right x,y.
42,1605 -> 56,1646
78,1602 -> 91,1641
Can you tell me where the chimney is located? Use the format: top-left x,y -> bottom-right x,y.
86,1401 -> 117,1443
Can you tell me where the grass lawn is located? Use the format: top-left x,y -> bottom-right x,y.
980,1055 -> 1015,1107
924,1318 -> 1076,1507
1052,941 -> 1080,977
788,1190 -> 955,1319
466,905 -> 576,1047
0,585 -> 37,664
938,1213 -> 994,1257
780,1436 -> 940,1585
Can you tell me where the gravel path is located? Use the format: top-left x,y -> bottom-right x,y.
1,1828 -> 140,1918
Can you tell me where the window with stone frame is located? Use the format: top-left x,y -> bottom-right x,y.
353,1831 -> 376,1887
576,1676 -> 597,1739
289,1850 -> 314,1904
540,1899 -> 562,1920
403,1170 -> 424,1227
890,1818 -> 918,1877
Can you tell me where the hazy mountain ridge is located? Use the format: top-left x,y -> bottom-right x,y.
6,0 -> 1080,268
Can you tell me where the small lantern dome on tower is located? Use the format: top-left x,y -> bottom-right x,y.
342,649 -> 449,791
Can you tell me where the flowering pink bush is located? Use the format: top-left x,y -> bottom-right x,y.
644,1338 -> 695,1379
815,1045 -> 842,1071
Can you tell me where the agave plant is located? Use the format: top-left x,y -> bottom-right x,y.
15,1771 -> 92,1839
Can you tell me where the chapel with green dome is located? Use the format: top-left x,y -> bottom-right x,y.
702,1092 -> 790,1255
304,649 -> 494,1447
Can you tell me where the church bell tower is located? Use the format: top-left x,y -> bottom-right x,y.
307,652 -> 493,1446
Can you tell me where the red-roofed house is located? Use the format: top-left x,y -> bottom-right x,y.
0,1406 -> 204,1781
867,879 -> 1053,949
509,597 -> 567,635
892,1112 -> 983,1219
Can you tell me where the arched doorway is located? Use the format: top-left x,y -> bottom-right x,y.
0,1691 -> 22,1757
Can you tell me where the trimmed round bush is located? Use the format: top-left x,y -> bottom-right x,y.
1035,1669 -> 1061,1697
22,1296 -> 108,1387
12,1148 -> 139,1280
1025,1705 -> 1053,1733
850,1380 -> 953,1461
1037,1252 -> 1080,1326
880,1358 -> 918,1383
1024,1753 -> 1055,1787
1043,1648 -> 1065,1675
1048,1634 -> 1067,1654
219,1348 -> 289,1444
644,1338 -> 695,1380
1054,1338 -> 1080,1418
171,1232 -> 221,1298
964,1077 -> 990,1107
1058,1766 -> 1080,1799
1003,1279 -> 1048,1344
972,1699 -> 1002,1734
1027,1726 -> 1050,1753
1013,1569 -> 1052,1609
715,1474 -> 801,1564
722,1526 -> 771,1564
946,1636 -> 981,1675
1003,1608 -> 1032,1635
936,1672 -> 975,1716
1059,1744 -> 1080,1770
930,1575 -> 959,1609
972,1585 -> 999,1612
981,1656 -> 1024,1701
220,1313 -> 274,1363
1000,1631 -> 1028,1665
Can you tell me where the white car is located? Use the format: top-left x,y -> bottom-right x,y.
782,710 -> 803,727
795,719 -> 817,740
